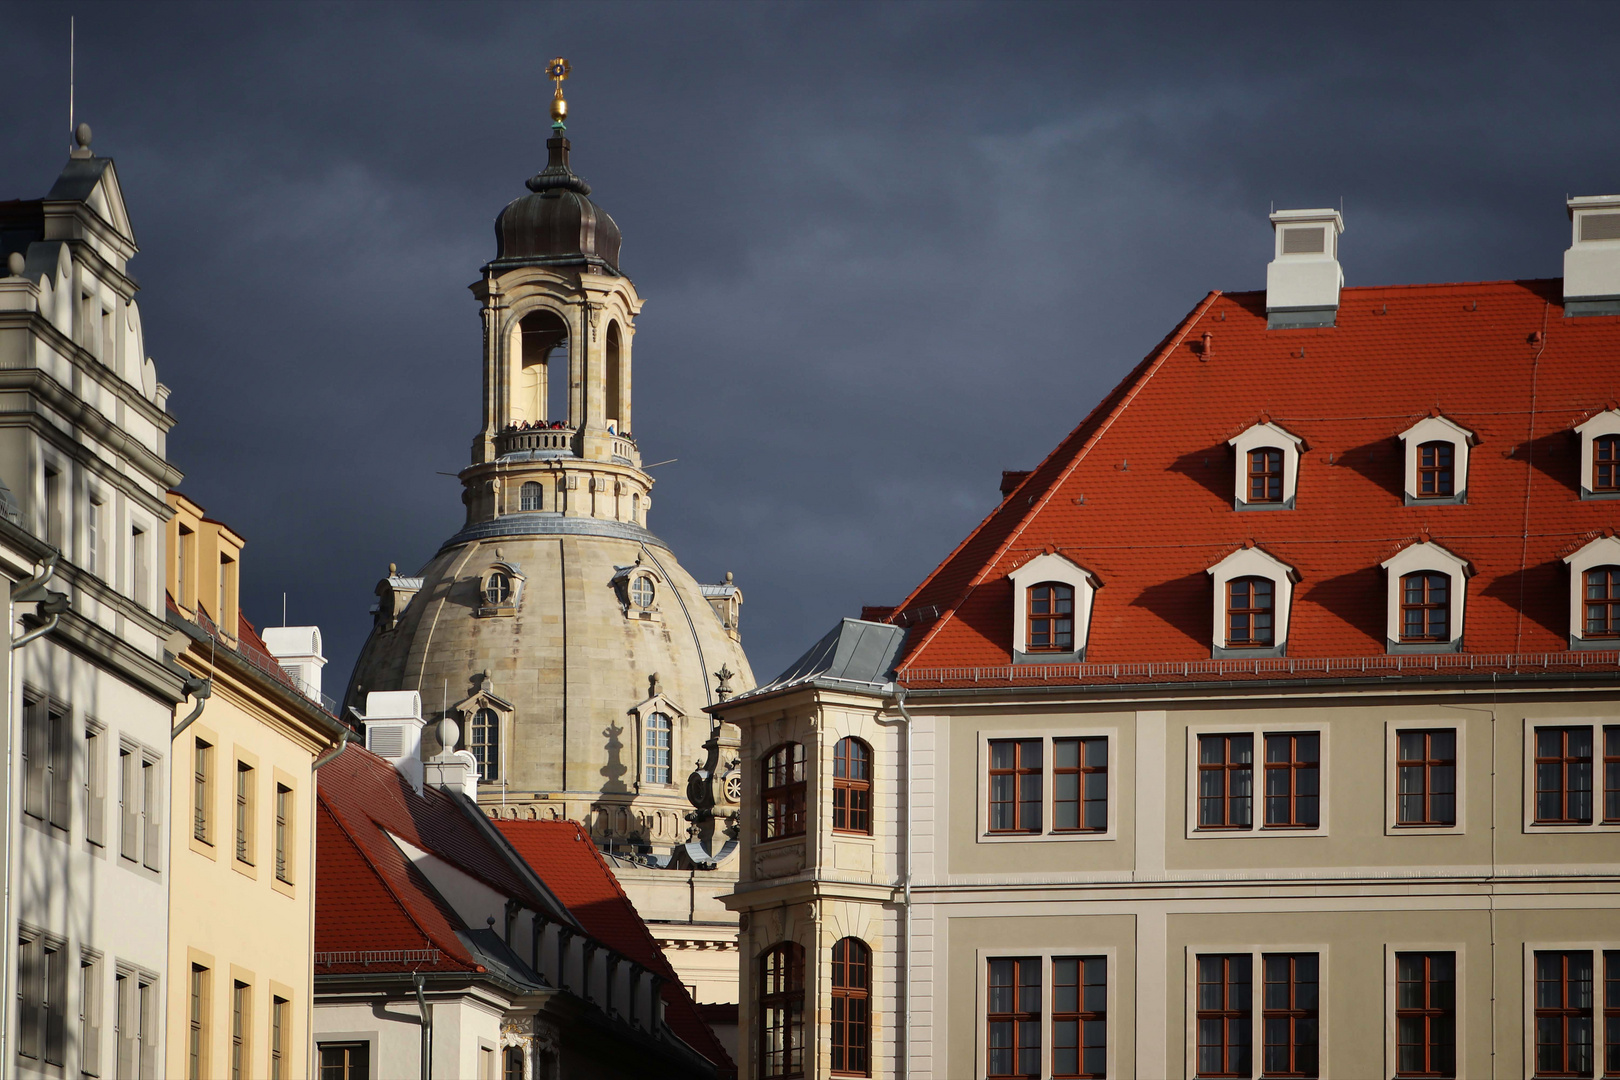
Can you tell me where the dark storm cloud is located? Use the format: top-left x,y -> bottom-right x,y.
2,1 -> 1617,683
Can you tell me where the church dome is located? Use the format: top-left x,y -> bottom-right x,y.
493,134 -> 622,272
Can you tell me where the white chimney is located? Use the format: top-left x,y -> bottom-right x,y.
1564,195 -> 1620,316
358,690 -> 424,793
1266,208 -> 1345,329
261,625 -> 327,703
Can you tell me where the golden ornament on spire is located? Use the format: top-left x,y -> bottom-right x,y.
547,57 -> 571,126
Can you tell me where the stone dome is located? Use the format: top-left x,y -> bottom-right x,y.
493,134 -> 622,272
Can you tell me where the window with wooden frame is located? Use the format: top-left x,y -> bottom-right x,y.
471,708 -> 500,783
1536,727 -> 1595,825
643,712 -> 672,785
1395,951 -> 1456,1078
79,951 -> 103,1078
1195,954 -> 1252,1079
1594,435 -> 1619,493
271,996 -> 288,1080
1053,956 -> 1106,1080
1534,950 -> 1594,1078
504,1046 -> 525,1080
189,963 -> 210,1080
759,943 -> 805,1079
1198,734 -> 1254,830
235,762 -> 255,865
275,783 -> 293,883
1026,583 -> 1075,652
1397,730 -> 1457,827
830,937 -> 871,1077
1263,733 -> 1320,829
986,957 -> 1041,1080
761,743 -> 806,841
1606,728 -> 1620,825
1262,953 -> 1319,1078
231,981 -> 250,1080
832,737 -> 872,835
317,1043 -> 370,1080
1227,577 -> 1275,647
520,480 -> 543,511
1604,951 -> 1618,1079
1417,441 -> 1454,498
194,738 -> 213,844
1401,572 -> 1451,642
1054,737 -> 1107,833
1249,448 -> 1284,503
988,739 -> 1042,834
1586,568 -> 1620,638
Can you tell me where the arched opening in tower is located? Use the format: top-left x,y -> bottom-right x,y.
605,320 -> 624,434
518,309 -> 571,426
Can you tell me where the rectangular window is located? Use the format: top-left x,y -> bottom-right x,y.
141,757 -> 160,871
114,971 -> 129,1078
1605,728 -> 1619,825
87,495 -> 104,577
479,1046 -> 496,1080
119,748 -> 138,861
189,964 -> 210,1080
1198,734 -> 1254,830
986,957 -> 1041,1079
131,526 -> 149,607
1262,953 -> 1319,1077
271,996 -> 288,1080
43,938 -> 67,1065
1249,449 -> 1283,502
236,762 -> 255,865
138,974 -> 156,1079
1053,956 -> 1106,1079
1418,442 -> 1455,497
275,784 -> 292,883
1228,578 -> 1275,646
318,1042 -> 371,1080
177,525 -> 193,609
194,739 -> 213,844
16,932 -> 67,1063
1534,950 -> 1594,1077
45,466 -> 63,548
1395,951 -> 1455,1078
231,981 -> 249,1080
1054,737 -> 1107,833
1604,952 -> 1618,1079
81,952 -> 103,1078
1263,733 -> 1319,829
1397,730 -> 1457,827
114,968 -> 156,1079
988,739 -> 1042,833
1196,954 -> 1252,1078
86,724 -> 107,847
219,553 -> 234,627
22,699 -> 71,830
1536,727 -> 1595,825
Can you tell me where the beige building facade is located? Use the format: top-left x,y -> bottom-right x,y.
162,492 -> 345,1080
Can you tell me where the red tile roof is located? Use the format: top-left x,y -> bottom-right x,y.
496,820 -> 736,1076
890,280 -> 1620,683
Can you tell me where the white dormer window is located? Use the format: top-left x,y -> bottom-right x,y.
1229,420 -> 1305,510
1563,533 -> 1620,649
1380,541 -> 1472,653
1008,552 -> 1100,663
1207,545 -> 1298,658
1398,415 -> 1476,506
1575,408 -> 1620,500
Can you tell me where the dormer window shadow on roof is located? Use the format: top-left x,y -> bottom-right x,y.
1229,420 -> 1306,511
1207,545 -> 1299,659
1398,414 -> 1476,506
1574,408 -> 1620,500
1008,552 -> 1100,664
1380,540 -> 1472,654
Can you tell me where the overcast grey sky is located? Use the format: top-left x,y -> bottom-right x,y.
2,1 -> 1617,684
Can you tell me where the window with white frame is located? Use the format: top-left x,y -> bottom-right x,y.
980,732 -> 1116,841
980,951 -> 1113,1080
519,480 -> 543,511
1380,541 -> 1471,653
643,712 -> 672,785
1575,407 -> 1620,500
1007,553 -> 1100,663
1524,720 -> 1620,832
1398,414 -> 1475,505
1207,546 -> 1298,658
1563,534 -> 1620,649
1228,420 -> 1305,510
1187,724 -> 1328,838
1189,948 -> 1322,1080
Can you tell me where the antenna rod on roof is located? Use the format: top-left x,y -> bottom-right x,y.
68,16 -> 74,150
282,592 -> 287,627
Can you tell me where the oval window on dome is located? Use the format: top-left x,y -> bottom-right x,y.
485,571 -> 513,607
630,575 -> 655,610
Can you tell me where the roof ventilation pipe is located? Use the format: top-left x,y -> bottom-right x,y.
1564,195 -> 1620,316
1266,208 -> 1344,329
354,690 -> 425,793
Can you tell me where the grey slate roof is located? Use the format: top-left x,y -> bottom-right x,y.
732,618 -> 907,703
44,158 -> 112,203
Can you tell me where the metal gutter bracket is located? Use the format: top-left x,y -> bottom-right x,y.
11,553 -> 66,650
169,675 -> 213,740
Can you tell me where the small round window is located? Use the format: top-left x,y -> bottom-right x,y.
485,571 -> 512,606
629,576 -> 655,609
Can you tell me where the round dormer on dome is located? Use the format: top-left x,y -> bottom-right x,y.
493,134 -> 622,273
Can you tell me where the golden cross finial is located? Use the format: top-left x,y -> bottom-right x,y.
547,57 -> 571,127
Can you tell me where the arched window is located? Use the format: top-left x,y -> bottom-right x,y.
1585,567 -> 1620,638
1026,583 -> 1074,652
830,938 -> 872,1076
484,571 -> 512,606
644,712 -> 672,785
833,737 -> 872,835
520,481 -> 543,512
1594,435 -> 1618,493
761,743 -> 806,841
1401,572 -> 1450,641
470,709 -> 499,782
759,943 -> 805,1079
1227,577 -> 1274,646
606,321 -> 624,429
1416,442 -> 1454,498
1248,448 -> 1284,502
629,575 -> 655,610
631,493 -> 640,524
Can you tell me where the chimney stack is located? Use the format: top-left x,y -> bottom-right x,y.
1265,208 -> 1344,329
1564,195 -> 1620,317
357,690 -> 424,793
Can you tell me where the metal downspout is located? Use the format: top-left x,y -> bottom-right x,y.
415,972 -> 433,1080
891,687 -> 914,1080
169,675 -> 213,741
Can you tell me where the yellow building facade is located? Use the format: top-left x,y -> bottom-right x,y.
162,492 -> 346,1080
